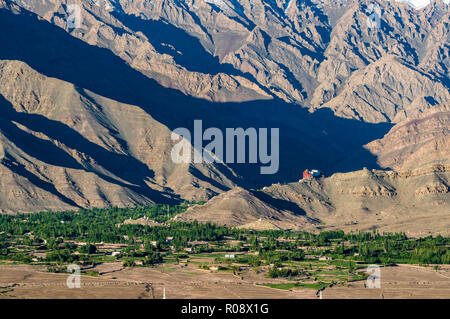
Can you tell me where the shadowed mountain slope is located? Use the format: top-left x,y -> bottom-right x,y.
366,104 -> 450,170
180,164 -> 450,236
0,0 -> 448,215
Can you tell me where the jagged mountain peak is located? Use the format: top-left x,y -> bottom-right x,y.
0,0 -> 448,213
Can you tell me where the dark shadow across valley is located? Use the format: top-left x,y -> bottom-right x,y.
0,7 -> 393,196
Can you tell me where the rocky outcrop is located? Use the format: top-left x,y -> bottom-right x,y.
175,187 -> 314,230
310,0 -> 450,122
0,0 -> 448,217
8,0 -> 448,121
0,59 -> 236,212
316,56 -> 450,123
365,105 -> 450,169
180,165 -> 450,235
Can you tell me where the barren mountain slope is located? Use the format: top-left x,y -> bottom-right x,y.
8,0 -> 271,103
311,0 -> 450,122
9,0 -> 450,122
366,104 -> 450,169
317,56 -> 450,123
174,187 -> 316,230
181,165 -> 450,236
0,0 -> 448,215
0,3 -> 399,172
267,165 -> 450,235
0,59 -> 237,212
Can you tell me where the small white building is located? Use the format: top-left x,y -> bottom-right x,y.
225,254 -> 236,259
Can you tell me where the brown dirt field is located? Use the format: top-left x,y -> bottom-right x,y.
0,263 -> 449,299
324,264 -> 450,299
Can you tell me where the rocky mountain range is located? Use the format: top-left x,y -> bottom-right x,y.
176,164 -> 450,236
0,0 -> 448,227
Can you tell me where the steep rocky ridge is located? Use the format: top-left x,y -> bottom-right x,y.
0,0 -> 448,215
366,104 -> 450,169
174,186 -> 317,230
9,0 -> 449,122
181,164 -> 450,236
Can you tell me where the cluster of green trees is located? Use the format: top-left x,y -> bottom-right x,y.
0,205 -> 449,267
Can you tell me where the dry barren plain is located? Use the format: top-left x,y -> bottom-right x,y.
0,263 -> 449,299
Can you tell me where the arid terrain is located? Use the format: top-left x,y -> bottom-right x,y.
1,263 -> 449,299
0,0 -> 448,301
177,164 -> 450,236
325,264 -> 450,299
0,0 -> 448,215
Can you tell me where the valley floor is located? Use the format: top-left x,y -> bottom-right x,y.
0,263 -> 449,299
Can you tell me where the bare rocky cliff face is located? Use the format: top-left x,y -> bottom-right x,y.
0,0 -> 449,215
8,0 -> 449,121
0,59 -> 237,212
